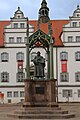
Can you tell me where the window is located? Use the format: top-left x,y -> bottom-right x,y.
60,52 -> 68,61
20,23 -> 25,28
14,23 -> 18,28
76,36 -> 80,42
24,37 -> 27,43
72,22 -> 77,27
68,36 -> 73,42
8,99 -> 11,103
7,91 -> 12,98
17,37 -> 22,43
20,91 -> 24,97
9,37 -> 14,43
45,10 -> 48,16
14,91 -> 18,97
78,90 -> 80,97
42,10 -> 45,15
75,51 -> 80,61
63,90 -> 72,97
16,52 -> 24,61
1,72 -> 9,82
60,73 -> 69,82
30,52 -> 37,61
17,72 -> 25,82
1,52 -> 9,62
75,72 -> 80,82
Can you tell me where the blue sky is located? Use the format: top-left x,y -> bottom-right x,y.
0,0 -> 80,20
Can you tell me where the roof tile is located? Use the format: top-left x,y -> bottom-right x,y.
0,20 -> 69,46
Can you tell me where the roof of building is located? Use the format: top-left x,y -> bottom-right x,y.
0,20 -> 69,47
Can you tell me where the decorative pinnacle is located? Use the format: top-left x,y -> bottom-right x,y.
41,0 -> 47,5
26,17 -> 29,37
18,6 -> 20,10
77,5 -> 79,9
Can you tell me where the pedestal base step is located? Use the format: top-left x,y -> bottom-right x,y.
8,107 -> 75,119
8,113 -> 75,119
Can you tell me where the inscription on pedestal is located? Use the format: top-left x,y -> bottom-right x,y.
35,86 -> 44,94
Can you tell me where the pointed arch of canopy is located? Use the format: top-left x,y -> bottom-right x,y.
29,29 -> 51,51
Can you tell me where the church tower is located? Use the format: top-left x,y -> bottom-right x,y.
38,0 -> 50,23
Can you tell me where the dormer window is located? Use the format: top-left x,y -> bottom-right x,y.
20,23 -> 25,28
14,23 -> 18,28
73,22 -> 77,27
9,37 -> 14,43
17,37 -> 22,43
68,36 -> 73,42
76,36 -> 80,42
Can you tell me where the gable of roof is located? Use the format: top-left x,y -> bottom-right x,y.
0,20 -> 69,47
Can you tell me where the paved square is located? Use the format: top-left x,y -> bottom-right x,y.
0,103 -> 80,120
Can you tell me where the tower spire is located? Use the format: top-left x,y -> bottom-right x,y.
38,0 -> 50,24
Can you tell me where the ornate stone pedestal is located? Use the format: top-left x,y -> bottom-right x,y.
23,79 -> 58,107
8,79 -> 75,119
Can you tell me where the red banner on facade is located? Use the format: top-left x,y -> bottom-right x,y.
17,60 -> 23,70
61,60 -> 67,72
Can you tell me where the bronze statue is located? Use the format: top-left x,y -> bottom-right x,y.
33,51 -> 45,79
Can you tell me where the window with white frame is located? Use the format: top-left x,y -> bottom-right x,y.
14,23 -> 18,28
17,72 -> 25,82
76,36 -> 80,42
63,90 -> 72,97
75,51 -> 80,61
30,52 -> 37,61
68,36 -> 73,42
9,37 -> 14,43
72,22 -> 77,27
78,90 -> 80,97
20,91 -> 24,97
60,73 -> 69,82
16,52 -> 24,61
1,72 -> 9,82
20,23 -> 25,28
14,91 -> 18,97
7,91 -> 12,98
75,72 -> 80,82
1,52 -> 9,62
60,52 -> 68,61
17,37 -> 22,43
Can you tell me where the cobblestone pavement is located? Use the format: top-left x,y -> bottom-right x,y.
0,103 -> 80,120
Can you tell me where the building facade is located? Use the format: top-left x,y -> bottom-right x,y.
0,1 -> 80,103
